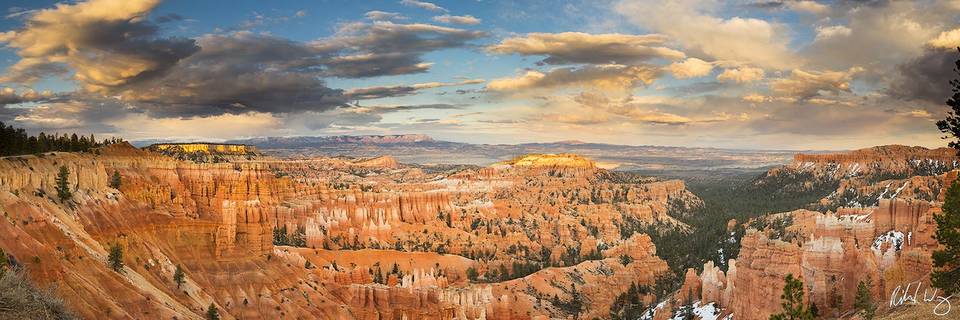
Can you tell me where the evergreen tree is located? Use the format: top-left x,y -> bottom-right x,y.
173,264 -> 185,289
932,179 -> 960,295
933,47 -> 960,297
107,243 -> 124,272
205,303 -> 219,320
854,277 -> 877,319
110,170 -> 122,189
56,166 -> 72,201
769,274 -> 812,320
937,48 -> 960,151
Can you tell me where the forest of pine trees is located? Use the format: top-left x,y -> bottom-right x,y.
0,121 -> 122,157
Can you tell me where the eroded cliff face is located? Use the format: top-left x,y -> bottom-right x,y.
681,148 -> 955,320
0,145 -> 687,319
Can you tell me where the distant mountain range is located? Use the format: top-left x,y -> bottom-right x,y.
219,134 -> 806,171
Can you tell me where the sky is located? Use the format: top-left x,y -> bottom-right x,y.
0,0 -> 958,150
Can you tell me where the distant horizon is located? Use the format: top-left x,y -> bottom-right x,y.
125,132 -> 951,153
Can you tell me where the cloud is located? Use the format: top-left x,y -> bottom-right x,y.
399,0 -> 447,12
486,64 -> 661,93
109,32 -> 347,117
0,87 -> 56,106
538,91 -> 745,126
667,58 -> 714,79
433,14 -> 481,25
8,97 -> 134,133
928,28 -> 960,49
717,66 -> 765,83
802,1 -> 942,71
615,0 -> 798,70
742,93 -> 767,103
0,1 -> 487,119
814,25 -> 852,42
345,79 -> 484,100
888,48 -> 959,104
788,1 -> 829,15
365,11 -> 407,21
0,0 -> 199,92
487,32 -> 685,65
316,21 -> 486,77
770,67 -> 862,100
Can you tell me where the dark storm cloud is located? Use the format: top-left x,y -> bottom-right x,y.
0,1 -> 488,120
316,21 -> 486,78
888,48 -> 960,105
345,80 -> 483,100
374,103 -> 463,112
113,32 -> 347,118
0,0 -> 200,91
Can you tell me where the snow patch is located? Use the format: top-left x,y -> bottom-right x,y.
671,301 -> 722,320
872,230 -> 904,252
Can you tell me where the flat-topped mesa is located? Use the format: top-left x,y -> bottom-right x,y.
145,142 -> 258,155
495,153 -> 597,169
352,155 -> 400,169
793,145 -> 956,166
787,145 -> 958,180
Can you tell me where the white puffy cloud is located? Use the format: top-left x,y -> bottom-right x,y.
399,0 -> 447,12
717,67 -> 765,83
667,58 -> 714,79
486,64 -> 661,93
814,25 -> 852,42
615,0 -> 798,70
770,67 -> 863,100
487,32 -> 685,65
927,28 -> 960,49
788,1 -> 829,15
433,15 -> 481,25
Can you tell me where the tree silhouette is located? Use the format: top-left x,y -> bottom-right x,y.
933,47 -> 960,296
937,48 -> 960,151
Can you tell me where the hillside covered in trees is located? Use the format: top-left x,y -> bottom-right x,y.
0,121 -> 122,157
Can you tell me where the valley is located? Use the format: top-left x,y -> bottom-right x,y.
1,141 -> 955,319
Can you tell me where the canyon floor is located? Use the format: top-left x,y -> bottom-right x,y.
0,143 -> 956,319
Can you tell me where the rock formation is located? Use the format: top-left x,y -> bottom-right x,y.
0,147 -> 683,319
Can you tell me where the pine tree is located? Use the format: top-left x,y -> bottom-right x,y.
769,274 -> 813,320
854,277 -> 877,319
56,166 -> 72,201
205,303 -> 219,320
107,243 -> 124,272
936,48 -> 960,151
173,264 -> 185,289
110,170 -> 122,189
932,179 -> 960,295
933,47 -> 960,297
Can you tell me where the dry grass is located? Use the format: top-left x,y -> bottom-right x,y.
0,269 -> 75,320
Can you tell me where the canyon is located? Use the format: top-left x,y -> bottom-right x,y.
0,143 -> 955,319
